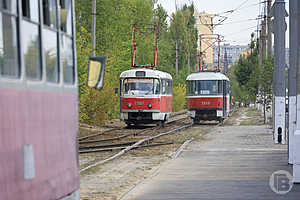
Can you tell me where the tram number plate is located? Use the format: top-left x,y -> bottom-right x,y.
201,101 -> 210,105
136,102 -> 144,105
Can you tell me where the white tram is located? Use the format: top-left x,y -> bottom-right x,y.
186,72 -> 230,123
120,68 -> 172,126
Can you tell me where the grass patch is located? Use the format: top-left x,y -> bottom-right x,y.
246,108 -> 261,118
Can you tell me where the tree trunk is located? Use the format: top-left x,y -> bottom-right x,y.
187,51 -> 190,74
176,41 -> 178,77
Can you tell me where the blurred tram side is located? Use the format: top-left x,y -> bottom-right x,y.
186,72 -> 230,123
0,1 -> 105,199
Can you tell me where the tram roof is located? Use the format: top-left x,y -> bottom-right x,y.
186,72 -> 229,81
120,68 -> 172,79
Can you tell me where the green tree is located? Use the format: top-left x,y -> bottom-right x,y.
75,0 -> 198,124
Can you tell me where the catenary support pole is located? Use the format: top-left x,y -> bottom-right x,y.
267,0 -> 273,57
217,35 -> 220,72
289,0 -> 298,165
262,2 -> 267,124
259,30 -> 263,68
199,35 -> 202,71
176,41 -> 178,75
293,0 -> 300,183
91,0 -> 96,56
273,0 -> 287,144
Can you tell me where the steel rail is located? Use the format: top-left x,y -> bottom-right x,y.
79,142 -> 174,154
78,128 -> 121,141
80,141 -> 138,150
79,132 -> 135,144
79,114 -> 188,144
79,123 -> 193,173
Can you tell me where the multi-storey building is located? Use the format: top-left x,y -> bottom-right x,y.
194,11 -> 214,65
213,43 -> 249,66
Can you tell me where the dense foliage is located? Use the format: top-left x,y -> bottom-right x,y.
75,0 -> 197,124
228,38 -> 274,108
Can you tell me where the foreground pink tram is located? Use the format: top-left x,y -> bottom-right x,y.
0,1 -> 81,199
120,68 -> 172,126
186,72 -> 230,123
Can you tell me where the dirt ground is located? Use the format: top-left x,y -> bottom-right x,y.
79,107 -> 264,200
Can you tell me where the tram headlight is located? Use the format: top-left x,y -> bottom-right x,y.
128,103 -> 132,108
148,103 -> 152,108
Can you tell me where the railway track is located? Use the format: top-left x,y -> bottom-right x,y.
78,110 -> 188,142
79,120 -> 192,173
79,117 -> 189,153
79,113 -> 191,173
79,110 -> 230,173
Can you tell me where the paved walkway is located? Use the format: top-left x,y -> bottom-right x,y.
123,125 -> 300,200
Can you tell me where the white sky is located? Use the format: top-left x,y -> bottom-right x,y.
157,0 -> 289,46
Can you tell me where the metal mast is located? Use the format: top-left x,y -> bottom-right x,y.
289,0 -> 298,165
293,0 -> 300,183
273,0 -> 287,144
91,0 -> 96,56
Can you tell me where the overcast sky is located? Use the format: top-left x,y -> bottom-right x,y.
157,0 -> 289,46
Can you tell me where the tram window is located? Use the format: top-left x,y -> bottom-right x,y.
154,79 -> 160,94
59,0 -> 72,34
42,0 -> 56,28
1,0 -> 17,14
44,29 -> 58,82
187,81 -> 191,95
22,0 -> 39,22
218,80 -> 223,94
61,35 -> 74,84
194,80 -> 218,95
0,0 -> 4,9
189,81 -> 196,95
167,80 -> 172,94
188,81 -> 194,95
162,80 -> 166,94
226,81 -> 229,94
0,13 -> 19,77
23,21 -> 42,80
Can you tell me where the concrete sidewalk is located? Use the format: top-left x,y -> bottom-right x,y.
123,125 -> 300,200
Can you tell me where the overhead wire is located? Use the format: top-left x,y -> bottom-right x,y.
219,17 -> 264,25
215,0 -> 251,17
223,25 -> 258,37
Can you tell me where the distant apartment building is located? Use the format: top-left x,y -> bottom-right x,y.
213,43 -> 249,66
194,11 -> 214,65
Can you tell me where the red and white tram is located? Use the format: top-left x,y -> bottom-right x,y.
120,68 -> 172,126
186,72 -> 230,123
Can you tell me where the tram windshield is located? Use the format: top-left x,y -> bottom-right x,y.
187,80 -> 222,95
123,78 -> 160,95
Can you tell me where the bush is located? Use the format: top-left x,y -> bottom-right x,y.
172,84 -> 186,112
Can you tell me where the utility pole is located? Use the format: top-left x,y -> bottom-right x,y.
175,41 -> 179,76
217,35 -> 221,72
199,35 -> 202,71
91,0 -> 96,56
224,48 -> 228,74
262,2 -> 267,124
259,30 -> 263,68
259,2 -> 267,67
289,0 -> 298,165
187,51 -> 191,74
175,0 -> 178,76
262,7 -> 267,61
293,0 -> 300,183
267,0 -> 273,57
273,0 -> 287,144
